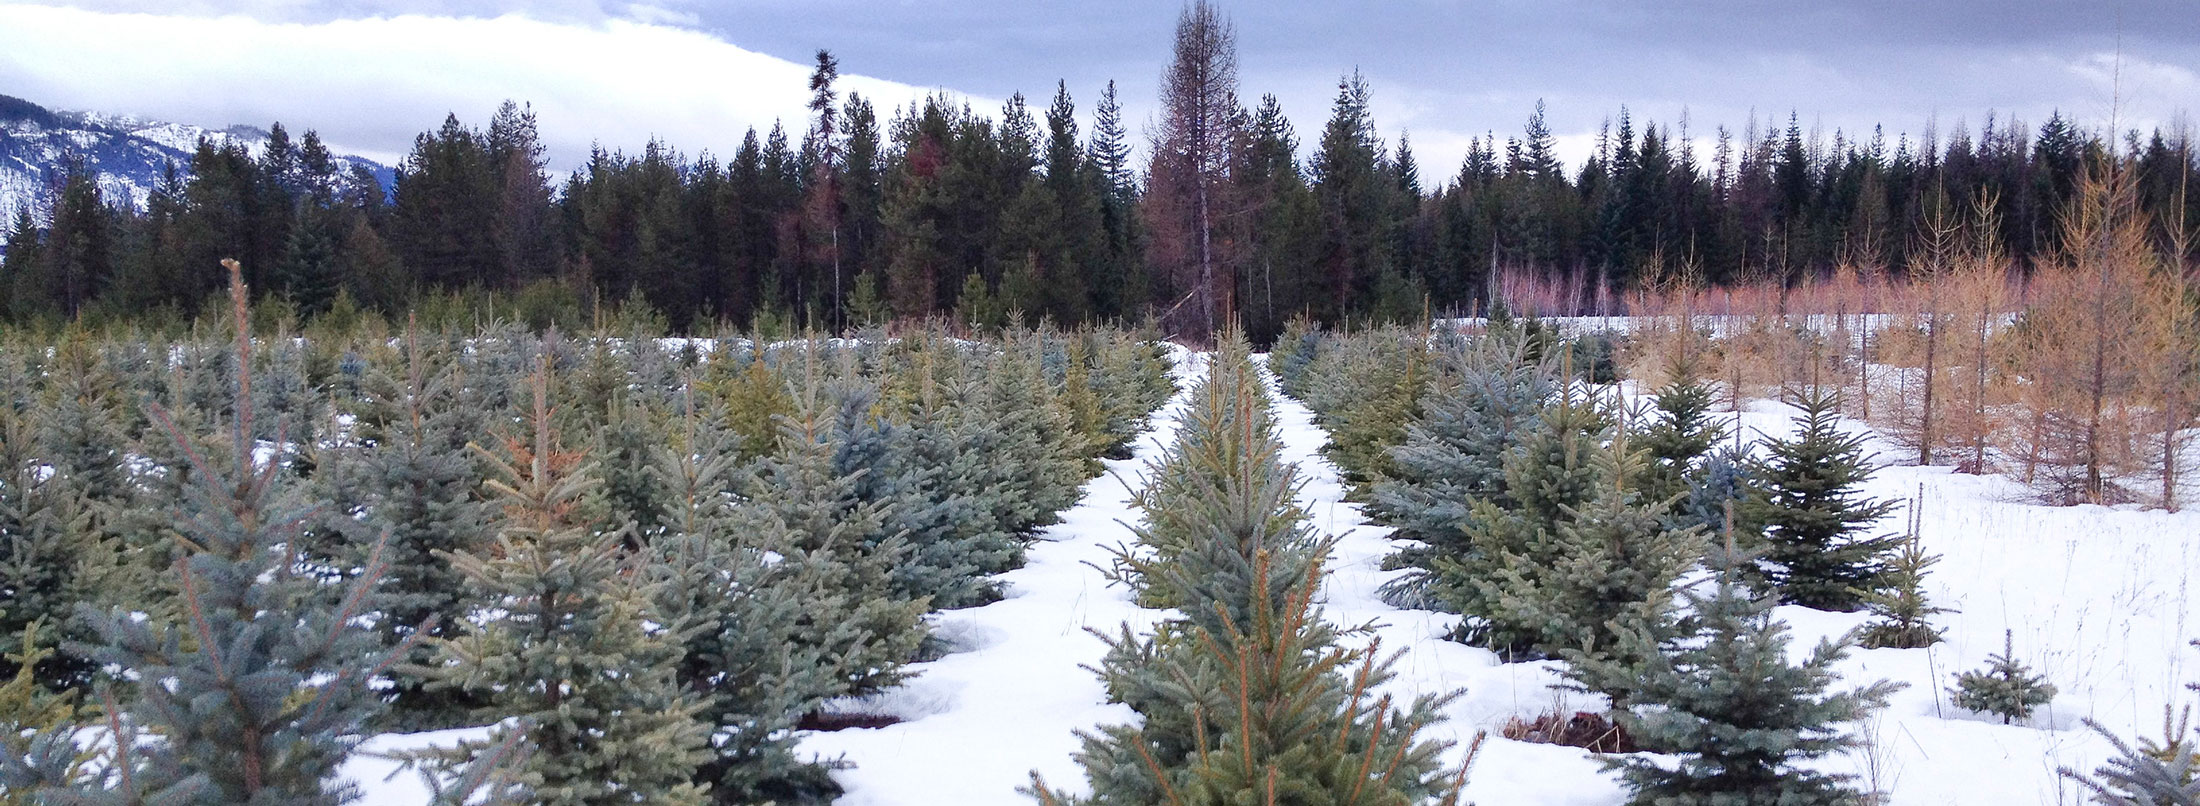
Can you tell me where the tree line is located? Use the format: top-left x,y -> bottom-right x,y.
3,2 -> 2196,344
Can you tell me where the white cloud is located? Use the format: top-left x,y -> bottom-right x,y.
0,3 -> 981,172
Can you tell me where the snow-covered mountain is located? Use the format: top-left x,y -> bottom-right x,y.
0,93 -> 394,228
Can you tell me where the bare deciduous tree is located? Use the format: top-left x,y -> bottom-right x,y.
1146,0 -> 1240,342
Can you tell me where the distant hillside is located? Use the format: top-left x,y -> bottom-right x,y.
0,93 -> 393,228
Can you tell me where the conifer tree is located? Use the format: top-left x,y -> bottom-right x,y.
430,356 -> 712,806
1744,386 -> 1900,611
1950,630 -> 2058,725
0,625 -> 85,803
1589,547 -> 1901,804
0,404 -> 102,690
1436,380 -> 1610,655
2063,640 -> 2199,804
1855,495 -> 1948,649
592,395 -> 670,544
1035,336 -> 1467,805
29,261 -> 406,804
1147,0 -> 1241,339
319,330 -> 497,728
1679,444 -> 1757,538
1370,332 -> 1552,605
866,377 -> 1022,608
737,377 -> 928,700
2068,723 -> 2200,806
1637,351 -> 1726,506
35,333 -> 135,505
704,350 -> 796,462
1086,80 -> 1145,319
643,398 -> 849,803
1306,329 -> 1430,485
1495,433 -> 1702,682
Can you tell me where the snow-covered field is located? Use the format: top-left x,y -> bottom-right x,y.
1281,373 -> 2199,803
344,347 -> 2197,804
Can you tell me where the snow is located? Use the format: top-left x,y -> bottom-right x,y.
345,727 -> 496,805
791,344 -> 1203,804
1266,361 -> 2200,804
338,345 -> 2196,805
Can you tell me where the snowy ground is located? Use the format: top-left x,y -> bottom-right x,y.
791,345 -> 1206,804
346,347 -> 2197,804
1276,368 -> 2199,804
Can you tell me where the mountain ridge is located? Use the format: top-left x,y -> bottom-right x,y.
0,93 -> 394,228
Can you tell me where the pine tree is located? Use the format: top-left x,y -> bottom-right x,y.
1494,434 -> 1702,685
1678,444 -> 1757,538
429,356 -> 712,806
643,398 -> 849,803
737,377 -> 929,701
1436,380 -> 1610,655
592,395 -> 670,544
2068,720 -> 2200,805
2062,641 -> 2199,804
319,330 -> 498,728
30,261 -> 406,804
1034,337 -> 1467,805
1309,329 -> 1430,485
1370,332 -> 1552,606
864,374 -> 1023,608
704,351 -> 796,462
1743,386 -> 1901,611
0,625 -> 87,803
1855,494 -> 1948,649
275,206 -> 341,314
0,403 -> 102,691
1086,80 -> 1145,320
1590,548 -> 1901,804
1312,70 -> 1390,321
1951,630 -> 2058,725
1637,351 -> 1727,506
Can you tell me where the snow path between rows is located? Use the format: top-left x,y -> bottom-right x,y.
1257,357 -> 1622,804
796,345 -> 1207,804
341,348 -> 2197,805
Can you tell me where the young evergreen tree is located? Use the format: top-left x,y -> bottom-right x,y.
643,398 -> 851,803
0,625 -> 85,803
1950,630 -> 2058,725
1637,351 -> 1727,506
2063,641 -> 2199,804
26,261 -> 404,804
1436,380 -> 1610,655
1306,329 -> 1430,485
1678,444 -> 1757,538
1035,338 -> 1467,805
1494,433 -> 1703,685
1855,496 -> 1949,649
0,404 -> 102,691
1370,332 -> 1553,606
319,331 -> 498,728
736,376 -> 929,701
591,395 -> 671,544
429,357 -> 712,806
1588,546 -> 1901,804
1744,387 -> 1901,611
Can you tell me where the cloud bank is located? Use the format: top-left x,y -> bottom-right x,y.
2,1 -> 2194,182
0,3 -> 977,171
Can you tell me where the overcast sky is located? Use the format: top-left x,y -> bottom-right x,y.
2,0 -> 2195,179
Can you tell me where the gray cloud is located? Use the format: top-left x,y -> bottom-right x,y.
1,0 -> 2192,178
